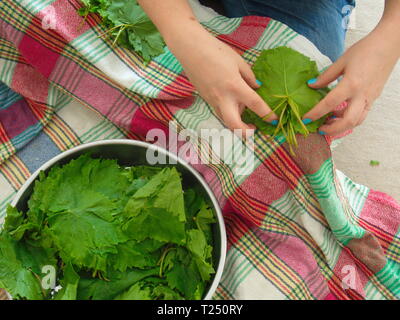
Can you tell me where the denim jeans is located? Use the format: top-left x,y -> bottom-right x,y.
220,0 -> 356,62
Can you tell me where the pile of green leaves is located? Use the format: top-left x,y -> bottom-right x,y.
0,155 -> 216,300
242,46 -> 330,154
78,0 -> 165,62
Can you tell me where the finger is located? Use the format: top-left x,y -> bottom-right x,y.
332,104 -> 348,118
324,115 -> 340,126
303,79 -> 352,121
240,86 -> 279,122
318,96 -> 366,135
213,106 -> 222,120
308,58 -> 345,89
239,60 -> 261,89
220,100 -> 253,134
357,107 -> 370,126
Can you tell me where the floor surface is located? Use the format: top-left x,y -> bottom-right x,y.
332,0 -> 400,201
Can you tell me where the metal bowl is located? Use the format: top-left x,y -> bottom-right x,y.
8,139 -> 227,300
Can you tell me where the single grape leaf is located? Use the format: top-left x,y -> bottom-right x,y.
184,188 -> 206,230
187,230 -> 206,258
4,205 -> 25,233
164,248 -> 202,299
124,167 -> 185,222
242,47 -> 330,140
114,281 -> 152,300
3,205 -> 38,241
28,155 -> 130,221
54,262 -> 80,300
186,229 -> 215,281
125,177 -> 149,196
128,166 -> 163,180
114,278 -> 184,300
108,239 -> 164,272
123,207 -> 186,244
26,155 -> 131,272
15,241 -> 57,276
47,211 -> 127,273
122,167 -> 186,244
196,203 -> 216,243
77,267 -> 159,300
152,284 -> 184,300
0,233 -> 44,300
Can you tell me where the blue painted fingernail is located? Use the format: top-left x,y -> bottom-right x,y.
271,120 -> 279,126
307,78 -> 317,85
256,79 -> 263,86
302,118 -> 312,125
319,130 -> 326,135
331,115 -> 337,119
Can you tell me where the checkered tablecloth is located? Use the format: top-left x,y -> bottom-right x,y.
0,0 -> 399,299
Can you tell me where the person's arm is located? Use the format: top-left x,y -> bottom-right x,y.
137,0 -> 277,132
303,0 -> 400,135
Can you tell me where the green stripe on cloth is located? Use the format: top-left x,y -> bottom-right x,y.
19,0 -> 56,14
307,159 -> 365,245
374,260 -> 400,298
203,16 -> 242,35
71,28 -> 114,64
336,170 -> 369,217
0,41 -> 18,86
220,247 -> 253,294
1,0 -> 33,31
80,120 -> 126,143
0,192 -> 15,226
266,191 -> 342,279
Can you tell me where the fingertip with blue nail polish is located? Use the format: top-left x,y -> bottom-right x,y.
307,78 -> 317,85
256,79 -> 263,86
302,118 -> 312,125
318,130 -> 326,135
271,120 -> 279,126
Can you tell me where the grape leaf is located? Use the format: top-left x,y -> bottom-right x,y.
77,268 -> 159,300
115,279 -> 184,300
114,281 -> 152,300
4,205 -> 38,241
54,262 -> 80,300
106,0 -> 165,62
26,155 -> 130,272
242,47 -> 330,150
123,207 -> 186,244
163,247 -> 202,299
108,239 -> 164,272
1,155 -> 217,300
152,283 -> 184,300
0,233 -> 44,300
196,203 -> 216,243
79,0 -> 165,62
184,188 -> 205,230
122,167 -> 186,244
28,155 -> 130,221
47,210 -> 127,273
187,230 -> 214,282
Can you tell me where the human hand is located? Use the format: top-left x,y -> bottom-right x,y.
303,29 -> 400,136
168,28 -> 278,132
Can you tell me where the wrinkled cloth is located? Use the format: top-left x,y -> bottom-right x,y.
0,0 -> 399,299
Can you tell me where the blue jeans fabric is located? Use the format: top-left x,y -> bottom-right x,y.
220,0 -> 356,62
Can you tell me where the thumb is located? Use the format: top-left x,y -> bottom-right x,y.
308,58 -> 345,89
239,61 -> 260,89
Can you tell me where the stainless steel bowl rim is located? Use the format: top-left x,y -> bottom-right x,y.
9,139 -> 227,300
